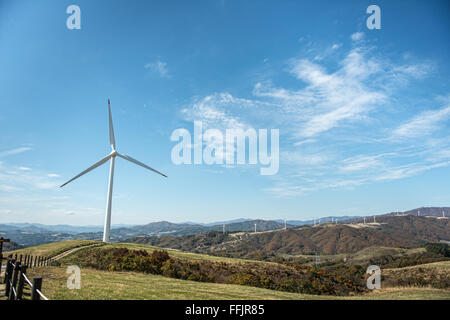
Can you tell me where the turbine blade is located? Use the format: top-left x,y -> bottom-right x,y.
117,153 -> 167,178
60,154 -> 112,188
108,99 -> 116,150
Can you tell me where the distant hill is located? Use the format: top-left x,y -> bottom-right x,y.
128,215 -> 450,257
2,240 -> 23,252
75,219 -> 290,241
274,216 -> 362,226
0,223 -> 134,234
383,207 -> 450,217
0,230 -> 74,247
1,207 -> 448,247
216,219 -> 289,232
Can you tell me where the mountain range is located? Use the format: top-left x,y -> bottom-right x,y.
128,215 -> 450,257
1,207 -> 448,247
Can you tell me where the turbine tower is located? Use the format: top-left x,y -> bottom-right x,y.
60,99 -> 167,242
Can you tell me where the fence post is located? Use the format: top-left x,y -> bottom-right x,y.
19,254 -> 23,263
4,259 -> 13,295
16,265 -> 27,300
31,277 -> 42,300
8,261 -> 20,300
30,256 -> 34,268
37,256 -> 41,266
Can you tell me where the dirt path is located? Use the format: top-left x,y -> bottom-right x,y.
52,243 -> 104,261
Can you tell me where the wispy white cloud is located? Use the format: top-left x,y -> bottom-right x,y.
255,48 -> 386,138
0,147 -> 31,158
392,105 -> 450,138
351,32 -> 364,41
331,43 -> 341,50
181,93 -> 248,130
265,185 -> 314,197
281,151 -> 329,166
0,184 -> 23,192
0,161 -> 61,191
340,155 -> 383,172
373,161 -> 450,182
179,32 -> 449,198
145,60 -> 170,78
391,63 -> 433,79
180,93 -> 271,163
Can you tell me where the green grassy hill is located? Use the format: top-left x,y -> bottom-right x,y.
6,239 -> 100,258
12,240 -> 450,300
26,266 -> 449,300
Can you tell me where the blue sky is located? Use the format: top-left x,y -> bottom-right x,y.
0,0 -> 449,225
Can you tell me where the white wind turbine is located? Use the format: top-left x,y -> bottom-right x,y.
60,99 -> 167,242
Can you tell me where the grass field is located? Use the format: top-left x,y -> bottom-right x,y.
27,266 -> 450,300
8,240 -> 263,265
6,240 -> 101,258
12,240 -> 450,300
382,260 -> 450,289
280,246 -> 426,266
27,266 -> 325,300
93,242 -> 276,264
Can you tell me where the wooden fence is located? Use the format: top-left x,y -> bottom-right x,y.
3,254 -> 55,300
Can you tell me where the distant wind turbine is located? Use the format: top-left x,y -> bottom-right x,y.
60,99 -> 167,242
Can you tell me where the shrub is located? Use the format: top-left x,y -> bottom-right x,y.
227,273 -> 261,287
70,247 -> 366,296
425,243 -> 450,257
